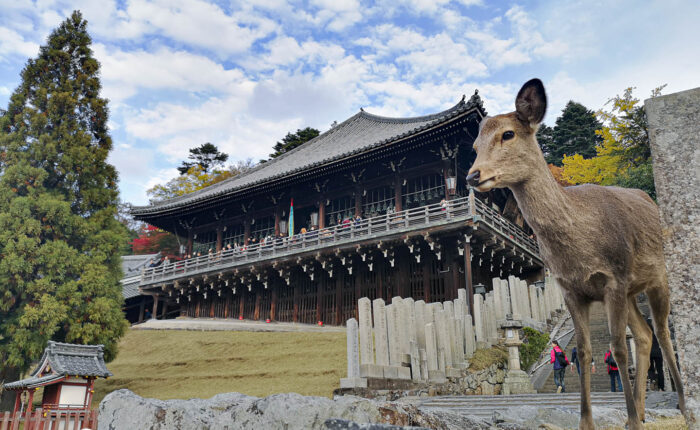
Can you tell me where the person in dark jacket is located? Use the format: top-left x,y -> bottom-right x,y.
605,346 -> 623,392
550,340 -> 569,393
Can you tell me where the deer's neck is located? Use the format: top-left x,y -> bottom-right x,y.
509,165 -> 575,241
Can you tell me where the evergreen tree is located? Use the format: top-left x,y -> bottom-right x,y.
177,142 -> 229,175
0,11 -> 127,408
545,101 -> 603,166
269,127 -> 320,159
536,124 -> 554,161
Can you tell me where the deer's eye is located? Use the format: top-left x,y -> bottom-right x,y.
502,131 -> 515,140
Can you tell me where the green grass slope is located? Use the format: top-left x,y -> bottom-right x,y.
94,329 -> 346,404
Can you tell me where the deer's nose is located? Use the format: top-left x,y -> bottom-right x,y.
466,171 -> 481,186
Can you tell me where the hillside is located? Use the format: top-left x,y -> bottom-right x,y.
93,329 -> 346,404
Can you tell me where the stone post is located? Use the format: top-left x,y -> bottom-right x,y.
372,298 -> 390,367
529,285 -> 540,322
473,294 -> 486,348
425,322 -> 446,383
508,276 -> 522,320
492,278 -> 505,321
340,318 -> 368,388
435,310 -> 453,370
500,319 -> 536,395
464,314 -> 476,357
415,300 -> 427,351
358,298 -> 374,365
646,87 -> 700,427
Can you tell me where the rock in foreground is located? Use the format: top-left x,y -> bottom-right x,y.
97,389 -> 490,430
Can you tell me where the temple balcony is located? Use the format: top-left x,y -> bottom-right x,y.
139,192 -> 542,291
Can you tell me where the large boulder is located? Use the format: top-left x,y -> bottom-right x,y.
97,389 -> 492,430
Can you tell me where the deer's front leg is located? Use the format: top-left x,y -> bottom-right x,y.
563,293 -> 593,430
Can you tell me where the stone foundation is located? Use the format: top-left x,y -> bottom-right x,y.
334,362 -> 505,401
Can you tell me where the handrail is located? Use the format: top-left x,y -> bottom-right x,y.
140,196 -> 539,285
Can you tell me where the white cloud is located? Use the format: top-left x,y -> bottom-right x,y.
0,26 -> 39,60
310,0 -> 363,31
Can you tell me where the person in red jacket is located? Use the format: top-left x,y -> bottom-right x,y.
550,340 -> 569,393
605,346 -> 623,392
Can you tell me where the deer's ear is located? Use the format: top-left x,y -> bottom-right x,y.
515,78 -> 547,128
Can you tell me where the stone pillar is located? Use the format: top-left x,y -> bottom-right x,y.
414,300 -> 427,351
508,276 -> 521,320
392,296 -> 409,356
372,299 -> 390,367
386,304 -> 400,366
492,278 -> 505,321
464,314 -> 476,357
435,310 -> 453,370
425,322 -> 445,382
340,318 -> 367,388
473,294 -> 486,348
646,87 -> 700,428
358,298 -> 373,365
529,285 -> 540,322
500,319 -> 536,395
519,279 -> 532,319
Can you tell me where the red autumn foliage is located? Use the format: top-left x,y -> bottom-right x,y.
129,225 -> 181,257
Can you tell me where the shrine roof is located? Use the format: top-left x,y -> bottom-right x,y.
3,341 -> 112,390
131,93 -> 484,217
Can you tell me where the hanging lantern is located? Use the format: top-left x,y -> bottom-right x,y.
310,211 -> 319,227
279,220 -> 287,233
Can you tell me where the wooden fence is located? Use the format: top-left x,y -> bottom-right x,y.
0,409 -> 97,430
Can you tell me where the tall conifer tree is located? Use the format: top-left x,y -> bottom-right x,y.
0,11 -> 127,407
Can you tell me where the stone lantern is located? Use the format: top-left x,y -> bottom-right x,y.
500,319 -> 536,395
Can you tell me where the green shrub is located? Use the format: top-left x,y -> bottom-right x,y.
519,327 -> 550,371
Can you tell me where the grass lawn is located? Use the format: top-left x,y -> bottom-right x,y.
93,328 -> 346,404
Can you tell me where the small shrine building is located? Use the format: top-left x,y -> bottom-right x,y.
2,342 -> 112,415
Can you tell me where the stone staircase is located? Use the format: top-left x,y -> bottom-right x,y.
419,392 -> 627,421
539,301 -> 613,393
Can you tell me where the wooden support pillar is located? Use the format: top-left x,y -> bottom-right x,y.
239,292 -> 245,319
244,218 -> 251,245
442,159 -> 451,200
394,176 -> 402,212
151,294 -> 159,320
335,274 -> 343,325
423,257 -> 431,303
86,378 -> 95,409
464,236 -> 474,314
293,279 -> 300,322
316,279 -> 323,323
162,300 -> 169,319
26,390 -> 34,419
274,208 -> 281,236
254,287 -> 261,320
216,225 -> 223,252
319,198 -> 326,229
138,299 -> 145,323
354,270 -> 361,321
187,230 -> 193,256
354,189 -> 362,217
13,391 -> 21,415
270,284 -> 278,321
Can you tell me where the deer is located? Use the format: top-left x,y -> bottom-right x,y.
466,79 -> 686,430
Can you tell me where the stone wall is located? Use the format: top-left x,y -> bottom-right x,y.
646,87 -> 700,428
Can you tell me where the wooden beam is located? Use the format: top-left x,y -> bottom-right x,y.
216,225 -> 223,252
244,218 -> 251,245
316,278 -> 323,323
152,295 -> 159,320
274,207 -> 281,237
187,230 -> 193,256
239,291 -> 245,319
354,189 -> 362,217
254,287 -> 261,320
293,277 -> 299,323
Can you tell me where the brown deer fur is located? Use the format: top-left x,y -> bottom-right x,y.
467,79 -> 686,430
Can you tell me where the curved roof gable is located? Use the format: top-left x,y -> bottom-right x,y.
133,93 -> 483,216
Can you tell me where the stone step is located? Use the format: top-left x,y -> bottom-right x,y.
420,392 -> 627,419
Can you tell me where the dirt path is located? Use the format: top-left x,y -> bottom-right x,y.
132,317 -> 346,333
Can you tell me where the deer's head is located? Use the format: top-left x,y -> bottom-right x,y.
467,78 -> 547,192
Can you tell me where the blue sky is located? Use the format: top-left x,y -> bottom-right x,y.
0,0 -> 697,206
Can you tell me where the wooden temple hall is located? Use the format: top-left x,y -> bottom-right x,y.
131,92 -> 544,325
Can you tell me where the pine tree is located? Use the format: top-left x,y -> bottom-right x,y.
545,101 -> 603,166
0,11 -> 127,408
269,127 -> 320,159
177,142 -> 229,175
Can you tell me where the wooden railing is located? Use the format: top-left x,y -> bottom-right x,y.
140,195 -> 539,285
0,408 -> 97,430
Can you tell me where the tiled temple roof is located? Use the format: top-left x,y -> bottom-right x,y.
3,341 -> 112,390
132,93 -> 484,216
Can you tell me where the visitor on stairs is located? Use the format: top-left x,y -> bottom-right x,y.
605,347 -> 623,392
550,340 -> 569,393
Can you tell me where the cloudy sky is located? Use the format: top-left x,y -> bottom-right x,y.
0,0 -> 697,205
